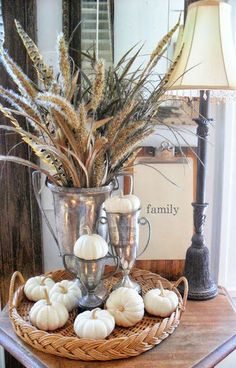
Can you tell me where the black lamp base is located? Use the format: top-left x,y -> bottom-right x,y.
179,201 -> 218,300
178,91 -> 219,300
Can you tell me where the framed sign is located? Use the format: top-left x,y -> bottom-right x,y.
133,158 -> 193,261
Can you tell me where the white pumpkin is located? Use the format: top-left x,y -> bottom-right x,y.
74,233 -> 108,260
105,287 -> 144,327
24,275 -> 55,302
104,194 -> 140,213
30,290 -> 69,331
74,308 -> 115,339
144,281 -> 179,317
49,280 -> 82,312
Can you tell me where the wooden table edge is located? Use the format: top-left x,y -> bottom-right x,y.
222,287 -> 236,312
191,287 -> 236,367
192,334 -> 236,368
0,328 -> 47,368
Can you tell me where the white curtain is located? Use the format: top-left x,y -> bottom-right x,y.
212,0 -> 236,291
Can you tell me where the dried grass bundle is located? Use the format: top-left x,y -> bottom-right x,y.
0,20 -> 181,188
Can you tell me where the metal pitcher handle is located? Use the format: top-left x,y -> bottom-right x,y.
101,255 -> 120,280
137,216 -> 151,257
32,171 -> 62,257
63,254 -> 78,276
111,176 -> 119,191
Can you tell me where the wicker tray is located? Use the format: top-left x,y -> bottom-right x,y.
9,268 -> 188,361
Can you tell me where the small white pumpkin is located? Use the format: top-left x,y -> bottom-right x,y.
105,287 -> 144,327
74,230 -> 108,260
30,290 -> 69,331
104,193 -> 140,213
144,281 -> 179,317
24,275 -> 55,302
49,280 -> 82,312
74,308 -> 115,339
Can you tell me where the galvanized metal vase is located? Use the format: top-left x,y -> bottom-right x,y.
48,182 -> 114,255
32,171 -> 116,300
32,171 -> 114,257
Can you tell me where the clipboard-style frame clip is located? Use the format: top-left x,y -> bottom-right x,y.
155,141 -> 175,160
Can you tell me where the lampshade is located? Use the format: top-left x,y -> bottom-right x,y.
167,0 -> 236,91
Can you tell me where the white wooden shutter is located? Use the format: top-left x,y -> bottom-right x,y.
81,0 -> 113,72
0,1 -> 4,46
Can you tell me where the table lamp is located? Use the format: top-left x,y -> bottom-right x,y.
166,0 -> 236,300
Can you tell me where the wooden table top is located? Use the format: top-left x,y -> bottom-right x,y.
0,287 -> 236,368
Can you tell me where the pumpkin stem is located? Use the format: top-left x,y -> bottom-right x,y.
82,225 -> 92,235
118,306 -> 125,312
158,280 -> 165,297
91,308 -> 100,319
40,275 -> 51,286
43,288 -> 51,305
59,285 -> 67,294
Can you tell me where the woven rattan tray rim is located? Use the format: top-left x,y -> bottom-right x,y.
9,268 -> 188,361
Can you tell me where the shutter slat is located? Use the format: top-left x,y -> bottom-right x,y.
0,1 -> 4,46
